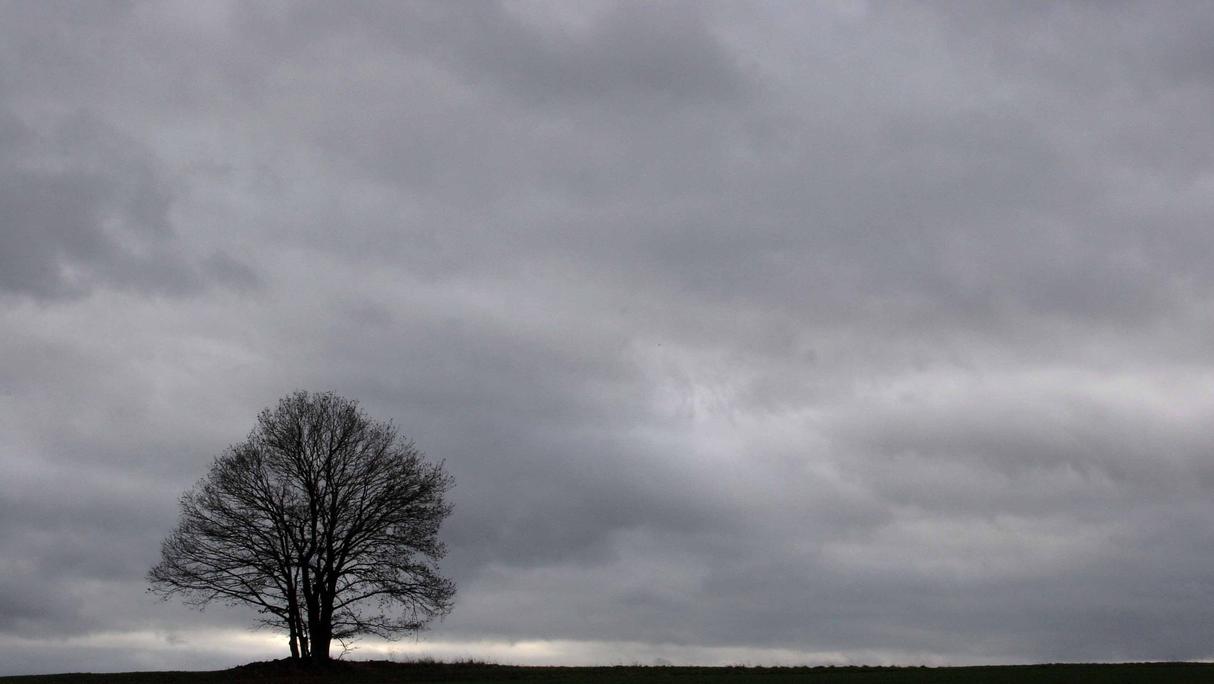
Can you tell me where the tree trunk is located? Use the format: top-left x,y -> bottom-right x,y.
309,596 -> 334,662
301,562 -> 325,662
287,583 -> 305,660
287,590 -> 300,659
295,613 -> 310,659
310,627 -> 331,663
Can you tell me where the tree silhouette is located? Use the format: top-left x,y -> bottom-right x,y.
149,391 -> 455,662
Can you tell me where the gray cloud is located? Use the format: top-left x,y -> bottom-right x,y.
0,109 -> 260,300
4,0 -> 1214,675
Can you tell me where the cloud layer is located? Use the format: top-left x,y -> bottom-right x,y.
4,1 -> 1214,674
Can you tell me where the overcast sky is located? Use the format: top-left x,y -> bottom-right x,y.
4,0 -> 1214,675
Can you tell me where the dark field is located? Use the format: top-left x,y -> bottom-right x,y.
4,661 -> 1214,684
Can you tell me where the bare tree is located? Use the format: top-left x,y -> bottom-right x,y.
149,391 -> 455,663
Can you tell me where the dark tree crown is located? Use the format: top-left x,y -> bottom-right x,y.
149,391 -> 455,662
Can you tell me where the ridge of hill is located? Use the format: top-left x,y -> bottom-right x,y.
4,660 -> 1214,683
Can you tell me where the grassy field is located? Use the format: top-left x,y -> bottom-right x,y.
4,661 -> 1214,683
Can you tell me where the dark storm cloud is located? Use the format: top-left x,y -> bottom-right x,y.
0,108 -> 259,299
4,0 -> 1214,675
247,0 -> 748,106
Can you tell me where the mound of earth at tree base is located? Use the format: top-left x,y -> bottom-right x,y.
221,658 -> 512,681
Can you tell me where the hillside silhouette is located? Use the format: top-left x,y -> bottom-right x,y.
5,660 -> 1214,683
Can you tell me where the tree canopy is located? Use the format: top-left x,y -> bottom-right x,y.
149,391 -> 455,662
